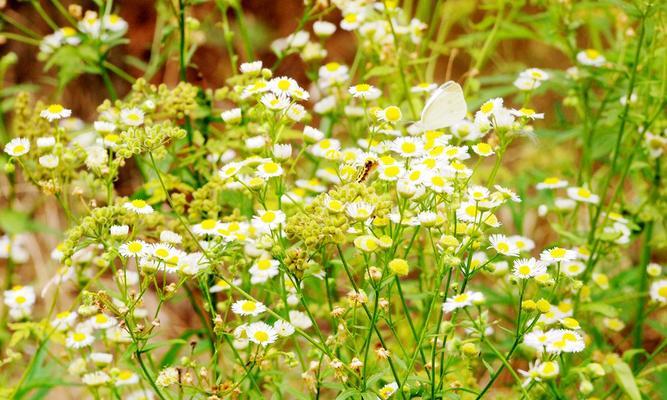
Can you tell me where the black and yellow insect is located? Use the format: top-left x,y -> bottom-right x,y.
355,159 -> 379,183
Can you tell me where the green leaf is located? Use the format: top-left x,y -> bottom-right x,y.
612,360 -> 641,400
336,389 -> 361,400
363,66 -> 394,80
580,302 -> 618,317
0,209 -> 55,235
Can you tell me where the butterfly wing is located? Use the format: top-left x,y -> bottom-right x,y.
419,81 -> 467,131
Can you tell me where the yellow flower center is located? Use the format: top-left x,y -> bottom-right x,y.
56,311 -> 70,319
480,102 -> 494,113
363,238 -> 378,251
454,293 -> 469,303
128,242 -> 143,253
241,302 -> 257,312
325,62 -> 340,72
261,212 -> 276,223
73,333 -> 87,342
343,14 -> 357,23
577,188 -> 591,198
476,143 -> 491,153
95,314 -> 108,323
585,49 -> 600,59
155,248 -> 169,258
254,331 -> 270,342
431,176 -> 445,187
201,219 -> 217,230
131,199 -> 146,208
658,286 -> 667,298
47,104 -> 64,113
385,166 -> 400,177
518,265 -> 531,275
277,80 -> 291,91
401,142 -> 416,153
118,371 -> 133,380
542,362 -> 556,374
384,106 -> 401,122
550,248 -> 566,258
355,84 -> 370,92
263,162 -> 279,174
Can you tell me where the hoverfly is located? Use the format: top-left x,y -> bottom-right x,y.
355,158 -> 379,183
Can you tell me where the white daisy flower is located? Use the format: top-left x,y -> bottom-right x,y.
650,279 -> 667,304
536,361 -> 560,379
346,201 -> 375,221
119,240 -> 148,258
104,14 -> 129,33
66,328 -> 95,349
269,76 -> 300,97
89,313 -> 117,329
602,317 -> 625,332
109,225 -> 129,237
562,260 -> 586,277
442,291 -> 484,313
246,321 -> 278,346
240,61 -> 262,74
545,329 -> 585,354
255,160 -> 284,179
273,320 -> 295,337
115,370 -> 139,386
411,82 -> 437,93
123,199 -> 154,214
4,138 -> 31,157
536,176 -> 568,190
90,352 -> 113,365
472,142 -> 495,157
36,136 -> 56,148
376,106 -> 402,123
51,310 -> 78,331
231,300 -> 267,316
489,234 -> 520,257
40,104 -> 72,122
4,285 -> 36,311
219,162 -> 243,179
253,210 -> 286,230
192,219 -> 220,236
82,371 -> 111,386
577,49 -> 606,67
221,108 -> 242,124
567,186 -> 600,204
289,310 -> 312,329
540,247 -> 577,265
391,137 -> 423,158
38,154 -> 59,169
513,258 -> 547,279
514,76 -> 542,91
378,382 -> 398,399
260,93 -> 290,111
249,258 -> 280,279
349,83 -> 381,100
120,107 -> 145,126
313,20 -> 336,37
523,329 -> 550,353
310,138 -> 341,158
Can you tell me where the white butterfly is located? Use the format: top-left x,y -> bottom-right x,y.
413,81 -> 467,132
